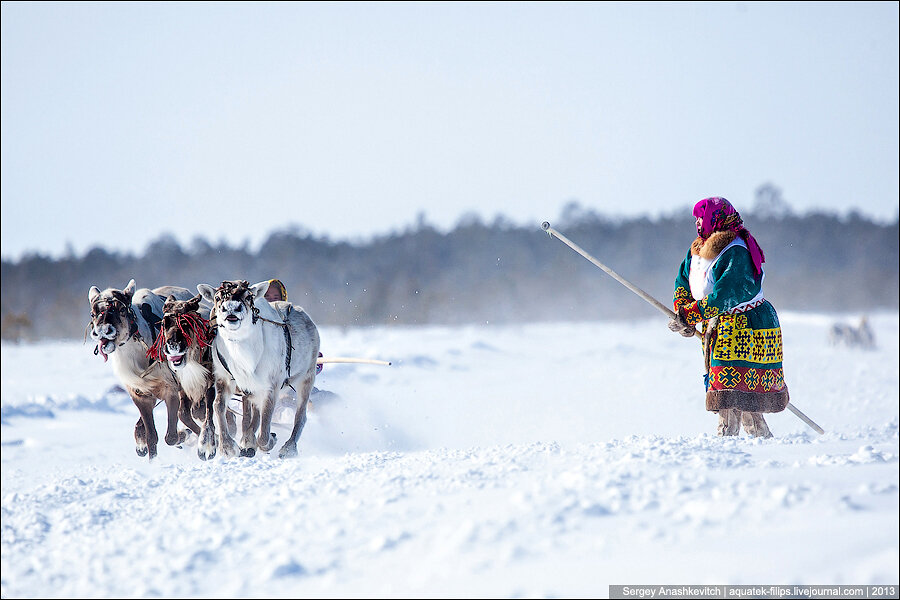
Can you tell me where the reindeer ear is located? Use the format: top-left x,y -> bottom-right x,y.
197,284 -> 215,304
123,279 -> 136,302
89,286 -> 101,304
187,294 -> 202,309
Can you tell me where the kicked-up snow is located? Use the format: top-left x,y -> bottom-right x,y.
1,313 -> 898,597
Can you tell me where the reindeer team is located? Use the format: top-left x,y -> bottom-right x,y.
88,278 -> 320,461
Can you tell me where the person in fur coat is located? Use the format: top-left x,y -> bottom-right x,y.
668,197 -> 790,437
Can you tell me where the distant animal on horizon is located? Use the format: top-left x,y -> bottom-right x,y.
88,279 -> 201,459
198,279 -> 320,459
828,316 -> 876,350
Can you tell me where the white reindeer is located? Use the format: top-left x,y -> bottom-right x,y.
197,280 -> 320,459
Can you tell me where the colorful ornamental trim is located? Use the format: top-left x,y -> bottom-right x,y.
712,315 -> 783,365
673,286 -> 692,311
680,300 -> 705,326
681,301 -> 715,325
728,297 -> 766,315
699,298 -> 720,319
677,296 -> 765,326
709,365 -> 786,393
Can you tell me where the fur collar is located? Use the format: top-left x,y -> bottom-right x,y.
691,230 -> 737,259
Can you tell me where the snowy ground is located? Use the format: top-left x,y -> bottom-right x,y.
2,313 -> 898,597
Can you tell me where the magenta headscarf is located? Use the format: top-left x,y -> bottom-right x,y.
693,197 -> 765,275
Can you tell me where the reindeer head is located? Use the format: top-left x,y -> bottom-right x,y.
153,294 -> 209,371
88,279 -> 137,361
197,279 -> 269,339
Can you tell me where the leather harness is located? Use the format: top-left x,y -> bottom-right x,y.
215,302 -> 295,393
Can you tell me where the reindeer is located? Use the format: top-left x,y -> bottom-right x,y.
197,280 -> 320,459
829,315 -> 876,350
88,280 -> 201,459
148,294 -> 229,461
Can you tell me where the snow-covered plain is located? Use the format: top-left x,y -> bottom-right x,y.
2,313 -> 898,597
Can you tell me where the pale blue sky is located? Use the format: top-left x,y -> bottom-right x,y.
2,1 -> 898,259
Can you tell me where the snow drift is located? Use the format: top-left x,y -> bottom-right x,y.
2,313 -> 897,597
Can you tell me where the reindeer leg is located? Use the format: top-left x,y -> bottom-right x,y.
198,386 -> 217,461
191,393 -> 206,422
214,380 -> 238,457
279,376 -> 313,459
239,395 -> 260,457
257,391 -> 277,453
226,406 -> 237,437
177,390 -> 201,436
163,390 -> 188,447
131,393 -> 158,460
133,417 -> 148,457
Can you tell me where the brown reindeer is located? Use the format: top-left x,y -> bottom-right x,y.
88,280 -> 201,459
149,294 -> 234,460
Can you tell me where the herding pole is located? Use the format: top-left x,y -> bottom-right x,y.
541,221 -> 681,322
541,221 -> 824,435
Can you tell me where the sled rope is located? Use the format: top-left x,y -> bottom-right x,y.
316,356 -> 391,366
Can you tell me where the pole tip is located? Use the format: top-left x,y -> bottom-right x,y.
541,221 -> 550,231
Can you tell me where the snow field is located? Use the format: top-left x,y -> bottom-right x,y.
2,313 -> 898,597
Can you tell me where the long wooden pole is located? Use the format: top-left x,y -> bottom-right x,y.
541,221 -> 824,435
542,221 -> 678,320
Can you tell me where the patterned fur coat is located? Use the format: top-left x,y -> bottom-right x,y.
673,231 -> 790,414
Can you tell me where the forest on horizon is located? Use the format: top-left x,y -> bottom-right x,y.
2,188 -> 898,341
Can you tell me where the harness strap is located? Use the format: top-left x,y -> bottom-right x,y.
282,307 -> 294,391
214,346 -> 246,396
216,347 -> 235,381
89,295 -> 161,368
129,306 -> 157,366
255,310 -> 294,391
124,306 -> 140,344
211,298 -> 296,393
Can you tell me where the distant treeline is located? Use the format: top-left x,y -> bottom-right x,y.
2,197 -> 898,341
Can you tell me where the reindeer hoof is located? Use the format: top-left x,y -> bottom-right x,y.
278,444 -> 298,459
218,440 -> 238,457
240,447 -> 256,458
258,433 -> 277,452
136,446 -> 148,457
198,448 -> 216,461
166,431 -> 189,446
